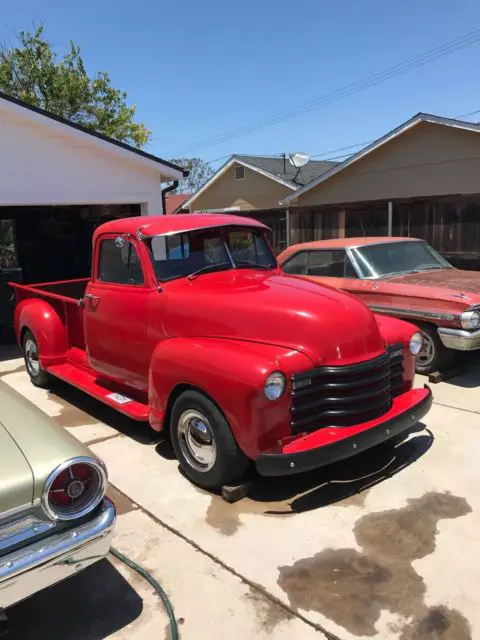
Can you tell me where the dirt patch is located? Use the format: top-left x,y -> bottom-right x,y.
278,492 -> 472,638
106,485 -> 138,515
244,584 -> 294,632
205,494 -> 294,536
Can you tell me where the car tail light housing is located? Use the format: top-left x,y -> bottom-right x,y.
42,456 -> 107,521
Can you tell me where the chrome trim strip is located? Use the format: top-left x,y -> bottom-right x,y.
0,503 -> 32,523
437,327 -> 480,351
369,304 -> 457,322
0,499 -> 115,582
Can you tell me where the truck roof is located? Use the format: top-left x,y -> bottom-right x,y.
94,214 -> 269,240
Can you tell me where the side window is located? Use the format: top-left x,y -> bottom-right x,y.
282,252 -> 308,275
98,238 -> 144,285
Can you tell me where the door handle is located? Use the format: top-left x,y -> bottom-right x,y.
84,293 -> 99,301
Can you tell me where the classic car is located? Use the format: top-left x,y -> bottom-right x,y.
278,236 -> 480,374
0,380 -> 115,627
11,214 -> 431,492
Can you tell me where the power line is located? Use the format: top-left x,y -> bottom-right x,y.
168,29 -> 480,156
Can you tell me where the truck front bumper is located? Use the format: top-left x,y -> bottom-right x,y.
438,327 -> 480,351
0,498 -> 115,609
256,386 -> 432,477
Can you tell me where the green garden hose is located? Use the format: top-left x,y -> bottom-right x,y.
110,547 -> 178,640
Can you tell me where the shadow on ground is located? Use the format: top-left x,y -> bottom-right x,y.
201,427 -> 434,536
0,343 -> 21,363
6,559 -> 143,640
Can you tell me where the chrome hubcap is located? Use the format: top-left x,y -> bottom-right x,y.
25,338 -> 40,376
417,332 -> 435,367
178,410 -> 217,472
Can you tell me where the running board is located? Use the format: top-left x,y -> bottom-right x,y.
47,363 -> 149,420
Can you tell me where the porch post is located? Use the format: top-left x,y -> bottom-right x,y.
286,208 -> 291,247
387,201 -> 393,236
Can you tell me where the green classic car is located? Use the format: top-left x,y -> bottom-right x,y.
0,380 -> 116,627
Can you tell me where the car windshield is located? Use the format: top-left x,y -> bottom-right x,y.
352,240 -> 453,278
146,226 -> 276,281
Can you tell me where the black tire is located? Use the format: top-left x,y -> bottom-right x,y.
415,323 -> 456,375
170,390 -> 249,490
22,330 -> 51,388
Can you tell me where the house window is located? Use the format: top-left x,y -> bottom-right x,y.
234,165 -> 245,180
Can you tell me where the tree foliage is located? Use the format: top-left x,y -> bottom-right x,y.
0,25 -> 150,148
168,157 -> 214,194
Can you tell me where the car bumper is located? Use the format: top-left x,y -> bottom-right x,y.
256,386 -> 432,477
0,498 -> 115,609
438,327 -> 480,351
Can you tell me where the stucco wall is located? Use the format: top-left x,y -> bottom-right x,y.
191,163 -> 293,211
296,122 -> 480,207
0,105 -> 164,213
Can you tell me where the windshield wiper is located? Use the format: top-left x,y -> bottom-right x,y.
234,260 -> 273,270
188,262 -> 233,280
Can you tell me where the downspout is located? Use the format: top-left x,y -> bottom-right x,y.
161,181 -> 179,215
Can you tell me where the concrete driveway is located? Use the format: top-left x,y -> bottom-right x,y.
1,345 -> 479,640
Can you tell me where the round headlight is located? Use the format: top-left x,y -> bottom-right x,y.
461,310 -> 480,329
409,332 -> 423,356
264,372 -> 286,401
42,456 -> 107,521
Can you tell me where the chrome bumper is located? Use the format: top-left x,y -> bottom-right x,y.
0,499 -> 115,609
438,327 -> 480,351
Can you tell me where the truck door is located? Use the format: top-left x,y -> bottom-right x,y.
83,234 -> 150,391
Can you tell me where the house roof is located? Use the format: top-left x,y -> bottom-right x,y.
95,213 -> 268,239
165,193 -> 190,215
182,154 -> 337,210
281,112 -> 480,205
0,90 -> 188,180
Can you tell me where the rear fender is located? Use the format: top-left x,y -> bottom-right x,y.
148,337 -> 312,460
15,299 -> 68,368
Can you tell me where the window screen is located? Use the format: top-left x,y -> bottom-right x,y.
98,239 -> 144,285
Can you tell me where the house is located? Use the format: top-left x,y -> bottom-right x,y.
181,154 -> 336,250
281,113 -> 480,269
0,91 -> 187,286
165,193 -> 190,215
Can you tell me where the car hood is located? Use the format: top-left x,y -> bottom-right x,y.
164,270 -> 386,366
386,268 -> 480,301
0,381 -> 92,507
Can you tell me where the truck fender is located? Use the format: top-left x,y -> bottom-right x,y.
15,299 -> 68,368
374,313 -> 417,384
147,337 -> 310,460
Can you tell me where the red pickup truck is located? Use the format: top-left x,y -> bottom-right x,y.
11,214 -> 432,490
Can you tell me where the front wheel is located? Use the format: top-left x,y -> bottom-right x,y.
416,323 -> 456,375
22,330 -> 51,388
170,390 -> 249,490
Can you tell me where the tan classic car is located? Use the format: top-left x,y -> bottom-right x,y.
278,237 -> 480,375
0,380 -> 115,624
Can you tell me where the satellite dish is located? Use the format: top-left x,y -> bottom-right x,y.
289,152 -> 310,168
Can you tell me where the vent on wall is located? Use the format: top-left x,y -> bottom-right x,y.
234,165 -> 245,180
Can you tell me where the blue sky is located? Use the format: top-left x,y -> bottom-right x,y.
2,0 -> 480,168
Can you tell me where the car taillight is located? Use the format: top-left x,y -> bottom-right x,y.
42,457 -> 107,521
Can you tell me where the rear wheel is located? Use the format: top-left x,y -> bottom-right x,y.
416,323 -> 456,375
170,390 -> 249,490
23,330 -> 51,388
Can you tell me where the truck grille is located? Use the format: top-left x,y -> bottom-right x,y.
290,344 -> 405,434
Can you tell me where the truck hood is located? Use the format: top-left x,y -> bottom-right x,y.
0,421 -> 34,514
386,268 -> 480,302
164,270 -> 386,366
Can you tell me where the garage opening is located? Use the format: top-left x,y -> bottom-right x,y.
0,204 -> 141,333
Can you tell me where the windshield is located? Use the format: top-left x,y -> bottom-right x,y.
147,226 -> 276,281
352,241 -> 453,278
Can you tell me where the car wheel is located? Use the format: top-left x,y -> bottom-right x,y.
22,330 -> 51,388
170,390 -> 250,490
416,324 -> 455,375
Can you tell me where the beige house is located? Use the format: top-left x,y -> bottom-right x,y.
280,113 -> 480,269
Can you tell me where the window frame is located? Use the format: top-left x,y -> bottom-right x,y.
282,248 -> 359,279
95,235 -> 146,287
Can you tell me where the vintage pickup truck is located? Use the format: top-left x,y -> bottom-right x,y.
11,214 -> 432,490
0,380 -> 115,626
279,237 -> 480,374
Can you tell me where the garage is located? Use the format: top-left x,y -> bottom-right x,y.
0,91 -> 186,333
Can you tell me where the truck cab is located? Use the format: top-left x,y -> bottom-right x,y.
12,214 -> 432,490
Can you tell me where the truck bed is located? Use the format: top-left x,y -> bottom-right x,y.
11,278 -> 88,349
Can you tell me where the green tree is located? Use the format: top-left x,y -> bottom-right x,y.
0,25 -> 150,148
168,157 -> 214,194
